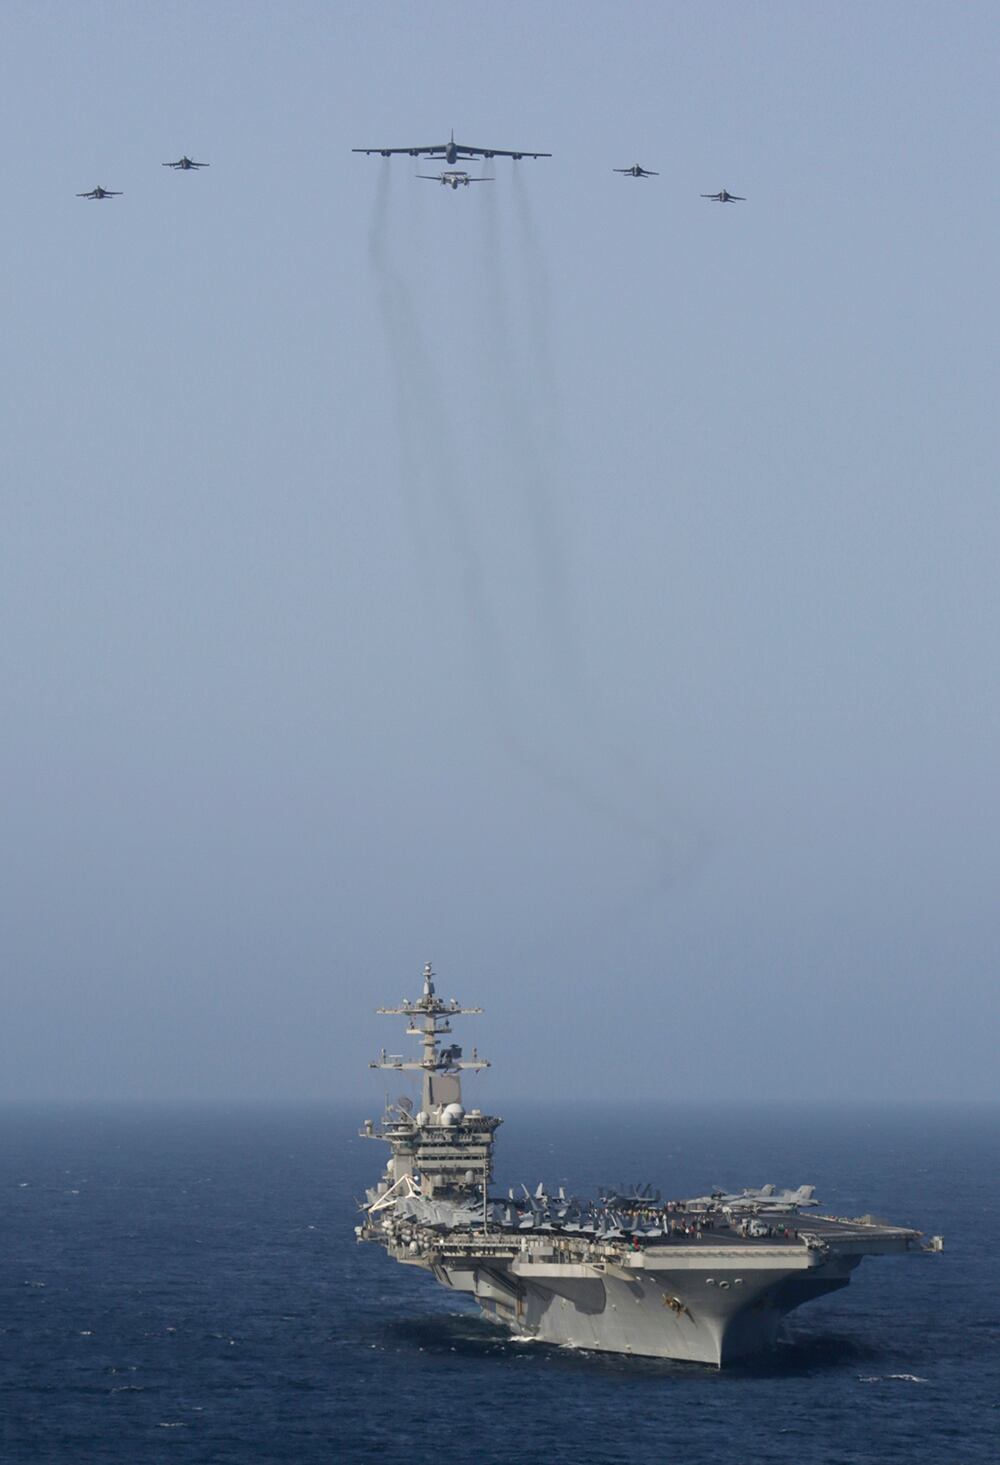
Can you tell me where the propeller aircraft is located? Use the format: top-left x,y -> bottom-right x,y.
417,170 -> 493,190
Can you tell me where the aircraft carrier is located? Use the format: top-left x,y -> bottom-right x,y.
357,965 -> 940,1366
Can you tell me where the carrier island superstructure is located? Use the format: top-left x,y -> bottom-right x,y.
357,965 -> 939,1366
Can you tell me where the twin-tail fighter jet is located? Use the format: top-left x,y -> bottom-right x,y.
353,128 -> 550,162
614,163 -> 658,178
689,1184 -> 818,1209
702,189 -> 745,202
163,155 -> 209,170
76,185 -> 122,200
418,169 -> 493,190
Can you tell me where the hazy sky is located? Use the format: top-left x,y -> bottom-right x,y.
1,1 -> 997,1104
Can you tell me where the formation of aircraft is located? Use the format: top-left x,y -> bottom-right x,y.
78,155 -> 210,197
352,128 -> 550,163
77,134 -> 746,206
418,170 -> 493,189
351,137 -> 744,200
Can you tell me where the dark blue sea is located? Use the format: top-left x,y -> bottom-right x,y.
2,1103 -> 997,1464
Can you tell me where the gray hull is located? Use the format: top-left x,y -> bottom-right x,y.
433,1245 -> 860,1366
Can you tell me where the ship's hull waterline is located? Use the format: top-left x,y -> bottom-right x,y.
421,1248 -> 860,1365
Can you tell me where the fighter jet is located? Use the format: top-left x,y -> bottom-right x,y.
417,170 -> 492,190
614,164 -> 658,178
353,128 -> 550,162
691,1184 -> 819,1209
163,156 -> 209,170
701,189 -> 745,202
76,186 -> 122,200
600,1182 -> 663,1206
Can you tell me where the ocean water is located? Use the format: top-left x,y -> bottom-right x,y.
1,1103 -> 997,1464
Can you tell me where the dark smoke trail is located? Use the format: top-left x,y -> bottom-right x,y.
506,169 -> 697,877
367,167 -> 495,651
473,169 -> 591,747
367,168 -> 693,893
510,174 -> 585,703
465,177 -> 684,869
369,177 -> 659,856
366,165 -> 430,567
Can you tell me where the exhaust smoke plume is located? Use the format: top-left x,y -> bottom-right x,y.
367,170 -> 691,905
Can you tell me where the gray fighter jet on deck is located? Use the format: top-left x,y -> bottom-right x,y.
614,164 -> 658,178
417,170 -> 493,190
353,128 -> 549,162
702,189 -> 745,202
690,1184 -> 819,1209
163,156 -> 209,170
76,186 -> 122,200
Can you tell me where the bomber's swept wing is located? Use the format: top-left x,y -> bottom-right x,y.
355,142 -> 442,157
451,141 -> 550,159
353,128 -> 549,161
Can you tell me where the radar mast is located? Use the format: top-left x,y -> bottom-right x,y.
370,962 -> 489,1114
363,963 -> 500,1202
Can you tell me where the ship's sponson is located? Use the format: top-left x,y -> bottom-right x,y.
360,1206 -> 927,1366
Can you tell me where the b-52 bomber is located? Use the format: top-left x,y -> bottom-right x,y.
614,164 -> 658,178
353,129 -> 550,163
418,170 -> 492,190
76,186 -> 122,200
702,189 -> 745,202
163,156 -> 209,170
